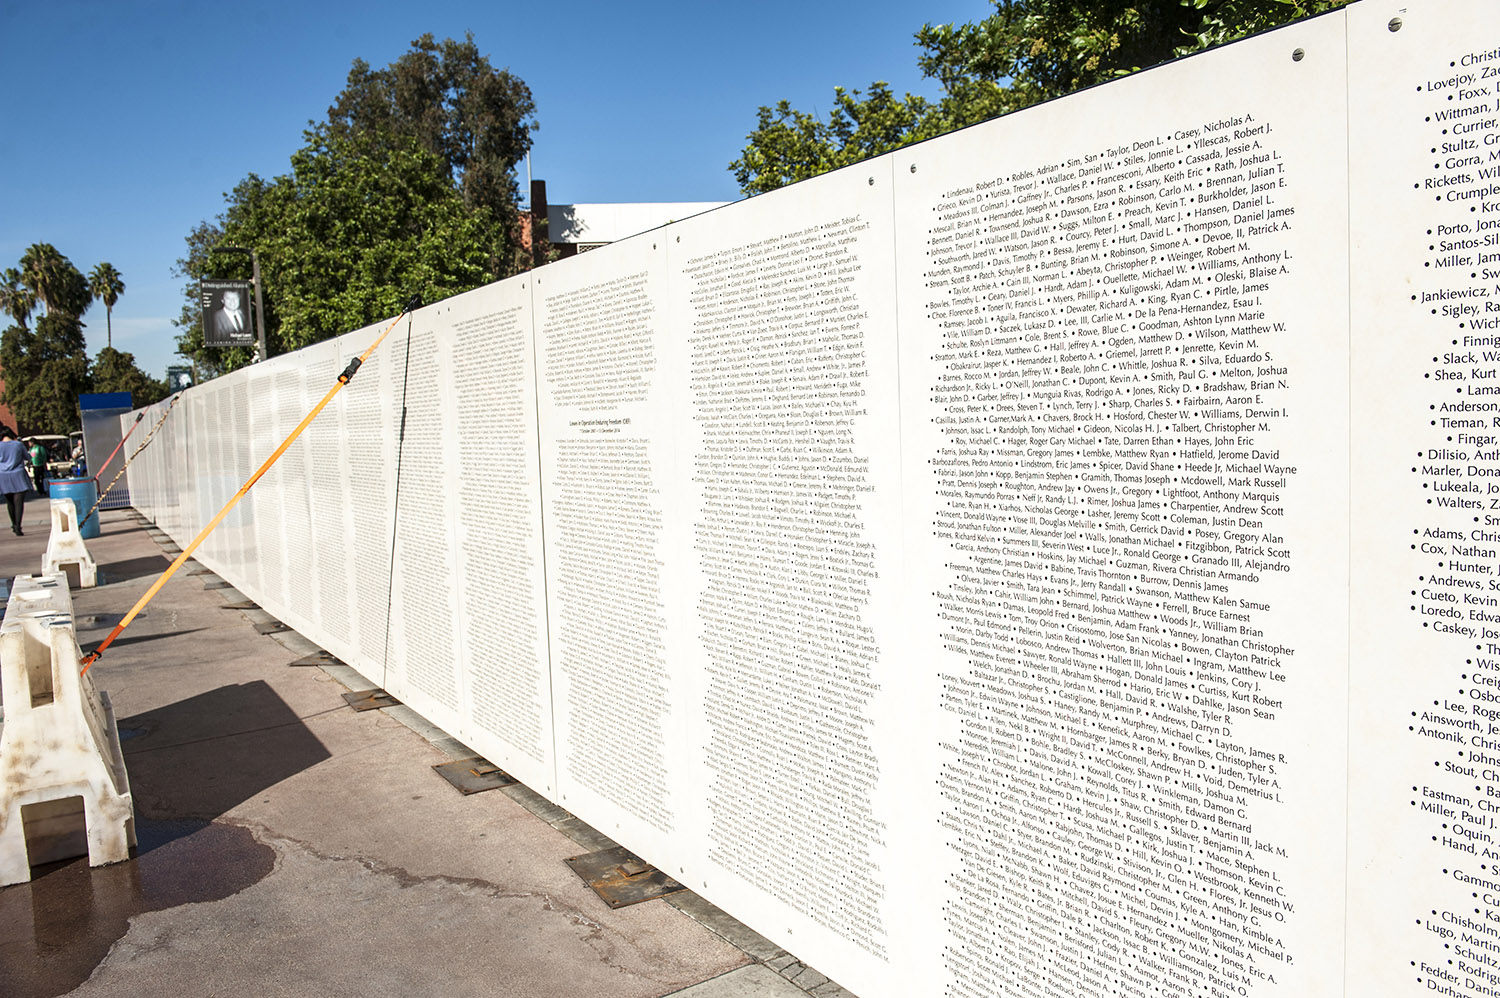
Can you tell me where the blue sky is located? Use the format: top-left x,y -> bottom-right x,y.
0,0 -> 996,382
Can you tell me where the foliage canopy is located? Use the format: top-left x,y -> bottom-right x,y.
730,0 -> 1351,195
176,33 -> 537,376
1,311 -> 91,436
0,245 -> 164,434
326,32 -> 536,226
19,243 -> 92,320
90,346 -> 167,405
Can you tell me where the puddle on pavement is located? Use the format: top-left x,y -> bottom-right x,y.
0,818 -> 274,997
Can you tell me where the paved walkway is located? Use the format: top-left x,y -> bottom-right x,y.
0,499 -> 856,998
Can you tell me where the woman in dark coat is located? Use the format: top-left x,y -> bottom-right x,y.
0,427 -> 35,535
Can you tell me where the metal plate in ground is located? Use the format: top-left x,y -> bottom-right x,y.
564,846 -> 685,908
219,600 -> 258,610
432,758 -> 518,795
204,580 -> 232,590
342,689 -> 399,711
187,568 -> 213,576
253,620 -> 288,634
289,650 -> 342,667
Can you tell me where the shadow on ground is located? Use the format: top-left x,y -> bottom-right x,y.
0,681 -> 331,997
79,628 -> 206,654
95,554 -> 170,585
120,680 -> 332,819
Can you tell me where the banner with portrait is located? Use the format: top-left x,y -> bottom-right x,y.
200,279 -> 255,347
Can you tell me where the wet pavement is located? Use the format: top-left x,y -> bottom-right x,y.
0,499 -> 851,998
0,820 -> 272,995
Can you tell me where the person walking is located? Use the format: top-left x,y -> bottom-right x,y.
26,437 -> 47,496
0,428 -> 32,535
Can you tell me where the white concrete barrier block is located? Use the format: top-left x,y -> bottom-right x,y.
43,498 -> 97,588
0,574 -> 134,885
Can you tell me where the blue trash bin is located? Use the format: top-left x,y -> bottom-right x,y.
49,478 -> 100,539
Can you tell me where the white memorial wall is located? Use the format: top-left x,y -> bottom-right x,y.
123,2 -> 1498,994
1347,2 -> 1500,994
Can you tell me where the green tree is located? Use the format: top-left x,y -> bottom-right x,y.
326,32 -> 536,243
1,312 -> 90,435
176,33 -> 537,375
175,128 -> 504,371
19,243 -> 91,319
0,269 -> 35,330
731,0 -> 1351,195
88,262 -> 126,349
731,84 -> 942,196
90,346 -> 167,405
0,248 -> 93,434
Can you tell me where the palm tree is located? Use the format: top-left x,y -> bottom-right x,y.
0,269 -> 35,329
19,243 -> 62,315
89,262 -> 126,348
19,243 -> 90,319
